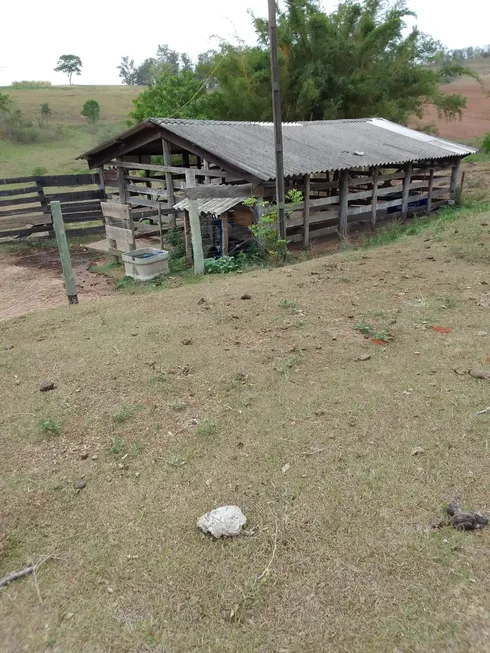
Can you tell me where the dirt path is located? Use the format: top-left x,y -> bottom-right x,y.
0,246 -> 114,321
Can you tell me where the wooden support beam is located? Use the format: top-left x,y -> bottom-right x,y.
117,166 -> 128,203
185,170 -> 204,274
339,170 -> 349,236
162,139 -> 176,229
450,160 -> 461,202
183,210 -> 192,264
303,174 -> 311,248
50,201 -> 78,305
401,162 -> 413,219
221,214 -> 229,256
111,160 -> 230,177
203,160 -> 211,186
427,167 -> 435,214
371,167 -> 379,230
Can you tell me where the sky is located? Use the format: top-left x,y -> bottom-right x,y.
0,0 -> 489,86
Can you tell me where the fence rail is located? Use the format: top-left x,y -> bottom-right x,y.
0,173 -> 105,240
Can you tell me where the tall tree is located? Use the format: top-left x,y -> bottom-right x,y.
81,99 -> 100,123
118,56 -> 139,85
54,55 -> 82,85
129,71 -> 208,123
156,44 -> 180,74
199,0 -> 475,124
40,102 -> 51,123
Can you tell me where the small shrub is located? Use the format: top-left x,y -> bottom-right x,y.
11,80 -> 52,89
38,418 -> 60,436
81,99 -> 100,123
10,125 -> 41,144
482,132 -> 490,155
113,406 -> 135,423
204,256 -> 240,274
110,436 -> 125,454
355,321 -> 374,336
170,401 -> 187,411
196,420 -> 218,437
279,298 -> 300,314
32,166 -> 48,176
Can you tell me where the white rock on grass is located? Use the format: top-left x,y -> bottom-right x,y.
197,505 -> 247,538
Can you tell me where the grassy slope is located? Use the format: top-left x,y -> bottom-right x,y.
0,85 -> 141,178
1,204 -> 490,652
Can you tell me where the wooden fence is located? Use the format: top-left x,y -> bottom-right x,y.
0,173 -> 106,240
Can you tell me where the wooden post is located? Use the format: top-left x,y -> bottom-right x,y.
97,166 -> 106,219
158,203 -> 164,250
370,167 -> 379,229
450,160 -> 461,203
268,0 -> 286,240
183,210 -> 192,264
303,174 -> 311,247
117,166 -> 127,203
339,170 -> 349,237
50,201 -> 78,305
162,139 -> 176,228
401,162 -> 413,219
185,170 -> 205,274
203,160 -> 211,186
221,214 -> 229,256
427,167 -> 435,214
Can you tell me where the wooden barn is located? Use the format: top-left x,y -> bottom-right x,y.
78,118 -> 476,267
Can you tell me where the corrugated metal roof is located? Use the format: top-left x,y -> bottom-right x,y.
149,117 -> 475,181
79,117 -> 476,179
174,196 -> 247,215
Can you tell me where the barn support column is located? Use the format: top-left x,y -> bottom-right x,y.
450,160 -> 461,204
370,166 -> 379,230
427,165 -> 435,214
162,139 -> 176,229
401,162 -> 413,219
339,170 -> 349,237
303,174 -> 311,247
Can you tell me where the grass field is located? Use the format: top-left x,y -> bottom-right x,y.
1,85 -> 142,124
1,201 -> 490,652
0,84 -> 141,178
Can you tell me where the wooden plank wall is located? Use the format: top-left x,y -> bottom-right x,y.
284,160 -> 458,243
0,173 -> 105,239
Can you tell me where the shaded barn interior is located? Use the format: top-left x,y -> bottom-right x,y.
78,118 -> 476,259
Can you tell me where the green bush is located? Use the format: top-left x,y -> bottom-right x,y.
482,132 -> 490,154
11,80 -> 52,89
32,166 -> 48,176
10,125 -> 41,143
204,256 -> 240,274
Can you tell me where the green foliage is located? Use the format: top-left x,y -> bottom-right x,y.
54,54 -> 82,85
129,71 -> 208,123
38,418 -> 60,436
196,420 -> 218,437
113,406 -> 135,424
40,103 -> 51,122
81,99 -> 100,123
110,436 -> 125,454
482,132 -> 490,155
118,45 -> 194,86
11,80 -> 52,89
248,189 -> 303,262
32,166 -> 48,176
193,0 -> 471,124
204,256 -> 240,274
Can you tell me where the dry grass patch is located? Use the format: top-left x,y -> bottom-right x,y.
0,204 -> 489,652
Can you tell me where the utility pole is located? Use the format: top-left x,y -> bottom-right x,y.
268,0 -> 286,240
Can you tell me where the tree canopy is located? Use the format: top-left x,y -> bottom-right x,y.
54,55 -> 82,85
81,99 -> 100,123
129,0 -> 477,126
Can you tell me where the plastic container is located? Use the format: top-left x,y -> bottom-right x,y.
122,248 -> 170,281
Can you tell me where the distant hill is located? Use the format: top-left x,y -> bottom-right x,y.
2,84 -> 143,124
410,58 -> 490,141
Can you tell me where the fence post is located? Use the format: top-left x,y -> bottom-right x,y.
50,201 -> 78,305
185,170 -> 205,274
